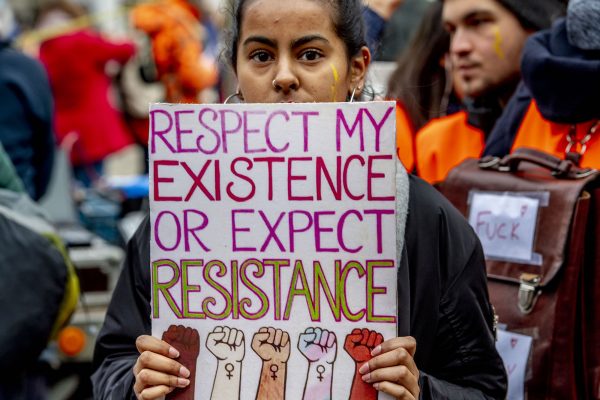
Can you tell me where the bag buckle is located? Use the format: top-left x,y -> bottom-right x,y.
518,273 -> 540,314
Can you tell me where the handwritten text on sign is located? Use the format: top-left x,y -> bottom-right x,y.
468,192 -> 540,264
149,102 -> 398,400
496,329 -> 533,400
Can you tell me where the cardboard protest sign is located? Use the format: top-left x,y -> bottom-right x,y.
149,101 -> 398,399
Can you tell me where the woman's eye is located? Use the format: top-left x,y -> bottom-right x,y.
250,51 -> 273,63
299,50 -> 322,62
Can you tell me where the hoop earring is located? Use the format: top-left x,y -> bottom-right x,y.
349,86 -> 361,103
224,91 -> 244,104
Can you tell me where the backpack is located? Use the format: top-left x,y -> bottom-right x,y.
440,148 -> 599,399
0,189 -> 79,374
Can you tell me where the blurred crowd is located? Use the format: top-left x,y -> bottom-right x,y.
1,0 -> 223,194
0,0 -> 598,398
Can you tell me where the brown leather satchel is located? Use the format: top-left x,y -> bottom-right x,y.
440,147 -> 600,399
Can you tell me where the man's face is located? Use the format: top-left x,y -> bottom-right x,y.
442,0 -> 529,99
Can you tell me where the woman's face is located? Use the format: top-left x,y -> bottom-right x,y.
235,0 -> 369,103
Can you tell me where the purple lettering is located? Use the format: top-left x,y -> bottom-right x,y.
336,108 -> 364,151
292,111 -> 318,152
363,106 -> 393,152
154,211 -> 181,251
265,111 -> 290,152
183,209 -> 210,252
314,211 -> 338,252
175,110 -> 196,153
243,110 -> 267,153
219,109 -> 242,153
231,209 -> 256,251
338,210 -> 363,253
150,109 -> 175,154
197,108 -> 221,154
288,210 -> 313,252
259,211 -> 286,251
367,155 -> 395,201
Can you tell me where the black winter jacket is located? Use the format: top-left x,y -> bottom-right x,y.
92,176 -> 507,399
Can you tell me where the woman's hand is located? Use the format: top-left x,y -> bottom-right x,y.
133,335 -> 191,399
358,336 -> 420,399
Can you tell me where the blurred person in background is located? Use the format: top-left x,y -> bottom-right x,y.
362,0 -> 404,55
0,0 -> 55,200
0,13 -> 79,389
414,0 -> 566,185
0,141 -> 25,194
484,0 -> 600,169
386,1 -> 462,172
122,0 -> 220,173
376,0 -> 433,61
37,0 -> 135,187
0,136 -> 80,400
130,0 -> 219,104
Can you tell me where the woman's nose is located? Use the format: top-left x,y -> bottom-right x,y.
272,58 -> 299,93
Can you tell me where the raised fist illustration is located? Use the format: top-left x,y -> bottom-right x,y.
251,327 -> 290,364
298,327 -> 337,364
161,325 -> 200,400
162,324 -> 200,367
344,328 -> 383,363
207,326 -> 245,362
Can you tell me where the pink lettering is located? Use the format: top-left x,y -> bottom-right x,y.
511,223 -> 520,240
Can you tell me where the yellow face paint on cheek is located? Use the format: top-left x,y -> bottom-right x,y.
493,26 -> 506,60
329,63 -> 340,102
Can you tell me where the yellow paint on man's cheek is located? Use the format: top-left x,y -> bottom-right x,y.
330,63 -> 340,102
493,26 -> 506,60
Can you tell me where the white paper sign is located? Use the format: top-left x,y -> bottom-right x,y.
496,330 -> 533,400
468,192 -> 540,264
149,101 -> 398,400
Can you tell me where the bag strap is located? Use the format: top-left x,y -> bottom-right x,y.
479,147 -> 598,180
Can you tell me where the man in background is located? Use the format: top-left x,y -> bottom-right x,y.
414,0 -> 565,184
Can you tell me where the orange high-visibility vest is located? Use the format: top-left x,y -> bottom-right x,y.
395,103 -> 415,172
512,101 -> 600,169
415,111 -> 485,184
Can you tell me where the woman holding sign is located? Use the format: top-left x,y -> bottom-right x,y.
92,0 -> 507,399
